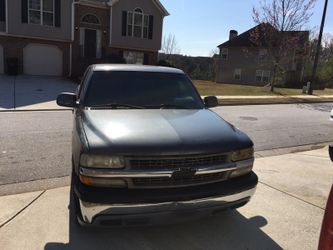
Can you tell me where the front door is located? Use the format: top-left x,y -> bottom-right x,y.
84,29 -> 97,60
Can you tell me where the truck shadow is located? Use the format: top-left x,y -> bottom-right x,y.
44,192 -> 282,250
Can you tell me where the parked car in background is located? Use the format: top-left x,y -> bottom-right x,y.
57,64 -> 258,227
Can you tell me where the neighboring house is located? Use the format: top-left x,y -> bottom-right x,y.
0,0 -> 169,77
215,23 -> 309,86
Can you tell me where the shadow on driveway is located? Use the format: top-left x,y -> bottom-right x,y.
44,192 -> 282,250
0,75 -> 77,110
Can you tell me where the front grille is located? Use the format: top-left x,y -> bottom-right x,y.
130,154 -> 229,169
132,172 -> 228,187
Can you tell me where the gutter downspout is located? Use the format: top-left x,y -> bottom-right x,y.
109,2 -> 113,47
5,0 -> 8,33
69,1 -> 76,78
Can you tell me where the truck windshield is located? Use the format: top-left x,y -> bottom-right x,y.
84,71 -> 204,109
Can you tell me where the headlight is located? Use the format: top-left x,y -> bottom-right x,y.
231,148 -> 254,162
80,154 -> 125,169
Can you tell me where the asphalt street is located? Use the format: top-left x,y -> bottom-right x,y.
0,103 -> 333,187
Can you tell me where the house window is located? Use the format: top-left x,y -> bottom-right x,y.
234,68 -> 242,80
127,8 -> 149,39
259,49 -> 268,62
28,0 -> 54,26
124,51 -> 144,65
81,14 -> 100,25
256,70 -> 271,82
221,48 -> 228,60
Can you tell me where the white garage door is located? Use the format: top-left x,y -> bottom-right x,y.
23,44 -> 63,76
0,45 -> 3,74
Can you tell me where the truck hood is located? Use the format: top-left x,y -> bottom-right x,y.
80,109 -> 253,156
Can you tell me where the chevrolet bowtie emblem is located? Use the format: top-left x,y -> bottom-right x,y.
171,168 -> 197,178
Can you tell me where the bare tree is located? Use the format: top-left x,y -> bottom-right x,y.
251,0 -> 315,91
161,34 -> 181,62
209,48 -> 219,57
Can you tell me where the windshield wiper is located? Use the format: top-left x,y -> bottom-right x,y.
144,104 -> 188,109
90,103 -> 145,109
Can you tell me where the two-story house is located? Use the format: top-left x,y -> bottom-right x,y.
0,0 -> 169,77
215,23 -> 309,86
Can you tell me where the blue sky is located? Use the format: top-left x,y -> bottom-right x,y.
159,0 -> 333,57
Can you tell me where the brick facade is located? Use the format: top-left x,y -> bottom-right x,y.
71,4 -> 159,78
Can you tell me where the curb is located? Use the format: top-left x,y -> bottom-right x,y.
217,97 -> 333,106
0,108 -> 72,113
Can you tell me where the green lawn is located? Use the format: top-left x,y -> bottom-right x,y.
193,80 -> 333,96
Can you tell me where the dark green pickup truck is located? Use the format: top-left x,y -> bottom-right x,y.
57,64 -> 257,227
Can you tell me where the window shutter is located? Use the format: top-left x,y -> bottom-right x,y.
148,15 -> 154,40
55,0 -> 61,27
122,11 -> 127,36
21,0 -> 28,23
0,0 -> 5,22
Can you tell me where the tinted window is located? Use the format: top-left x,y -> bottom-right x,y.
84,71 -> 204,109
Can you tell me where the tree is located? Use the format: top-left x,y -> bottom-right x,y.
160,34 -> 181,63
209,48 -> 219,57
251,0 -> 315,91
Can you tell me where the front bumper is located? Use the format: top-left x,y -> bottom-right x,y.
74,172 -> 258,226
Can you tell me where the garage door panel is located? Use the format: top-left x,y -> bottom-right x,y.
0,45 -> 3,74
23,44 -> 63,76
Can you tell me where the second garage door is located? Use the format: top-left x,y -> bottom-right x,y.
0,45 -> 3,74
23,44 -> 63,76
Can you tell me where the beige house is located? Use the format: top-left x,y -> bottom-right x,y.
216,24 -> 309,86
0,0 -> 169,77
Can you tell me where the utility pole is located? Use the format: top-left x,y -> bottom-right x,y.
308,0 -> 329,95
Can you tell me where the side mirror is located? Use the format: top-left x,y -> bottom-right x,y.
57,92 -> 77,108
204,96 -> 218,108
329,145 -> 333,162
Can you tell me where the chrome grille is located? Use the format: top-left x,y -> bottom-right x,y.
130,154 -> 229,169
132,172 -> 228,187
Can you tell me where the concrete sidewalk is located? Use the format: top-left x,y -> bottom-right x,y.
0,147 -> 332,250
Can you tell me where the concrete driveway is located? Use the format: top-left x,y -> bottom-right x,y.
0,75 -> 77,111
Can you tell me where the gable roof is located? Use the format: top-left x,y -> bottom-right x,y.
218,23 -> 309,48
218,23 -> 276,48
111,0 -> 169,16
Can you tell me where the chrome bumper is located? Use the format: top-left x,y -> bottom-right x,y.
79,187 -> 256,224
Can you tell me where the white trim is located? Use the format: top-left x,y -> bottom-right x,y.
109,0 -> 169,16
255,70 -> 271,82
96,29 -> 102,59
109,45 -> 157,53
151,0 -> 169,16
79,28 -> 85,46
109,6 -> 112,45
71,1 -> 75,41
127,8 -> 150,39
28,0 -> 55,27
221,48 -> 228,60
69,43 -> 72,77
5,0 -> 8,33
75,1 -> 109,10
0,32 -> 71,43
81,13 -> 101,25
234,68 -> 242,80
